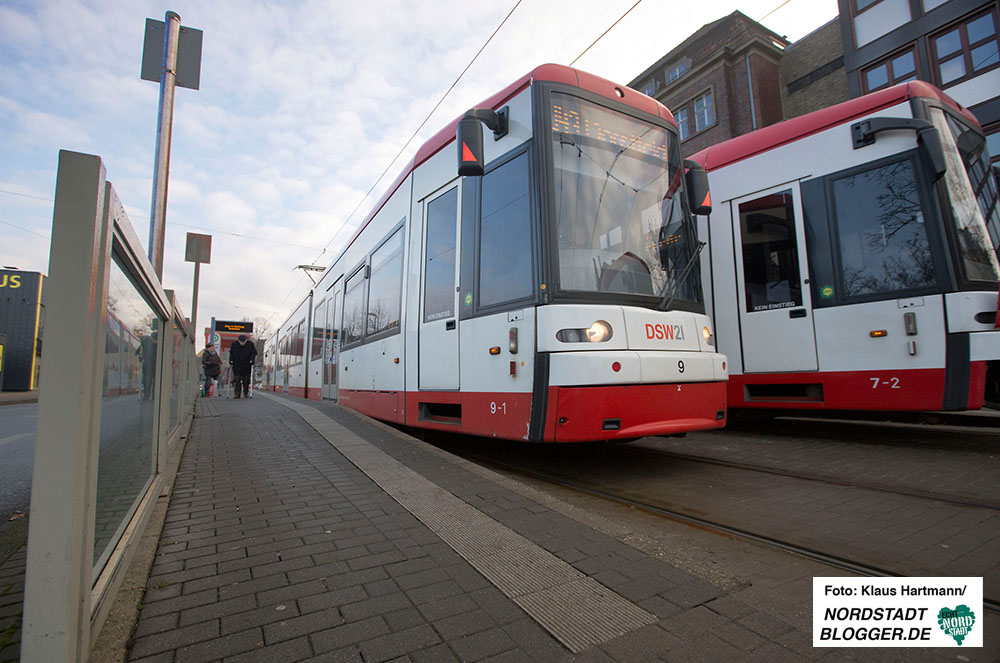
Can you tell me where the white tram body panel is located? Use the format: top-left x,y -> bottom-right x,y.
263,64 -> 729,441
694,81 -> 1000,411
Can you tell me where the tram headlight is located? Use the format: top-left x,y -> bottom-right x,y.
556,320 -> 613,343
587,320 -> 612,342
702,325 -> 714,346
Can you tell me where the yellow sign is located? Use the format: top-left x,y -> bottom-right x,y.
0,274 -> 21,289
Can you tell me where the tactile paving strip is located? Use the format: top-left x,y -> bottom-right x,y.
267,395 -> 657,653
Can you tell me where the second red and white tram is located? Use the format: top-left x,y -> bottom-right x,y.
263,64 -> 728,441
692,81 -> 1000,412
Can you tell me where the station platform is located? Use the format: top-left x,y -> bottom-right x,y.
100,392 -> 998,663
123,394 -> 755,662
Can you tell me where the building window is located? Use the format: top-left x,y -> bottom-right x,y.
932,9 -> 1000,87
987,129 -> 1000,166
675,108 -> 689,140
922,0 -> 950,13
862,48 -> 918,92
666,59 -> 689,83
694,91 -> 715,132
641,80 -> 657,96
853,0 -> 911,48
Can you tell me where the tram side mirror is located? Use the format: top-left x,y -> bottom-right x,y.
684,159 -> 712,215
458,115 -> 485,177
917,127 -> 947,182
457,107 -> 509,177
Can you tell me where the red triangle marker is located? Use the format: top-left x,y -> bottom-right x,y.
701,191 -> 711,208
462,142 -> 476,162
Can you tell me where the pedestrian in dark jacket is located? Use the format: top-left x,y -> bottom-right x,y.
201,343 -> 222,396
229,334 -> 257,399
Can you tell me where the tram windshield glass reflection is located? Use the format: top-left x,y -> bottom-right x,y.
549,92 -> 702,306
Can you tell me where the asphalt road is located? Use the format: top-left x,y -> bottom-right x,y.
0,402 -> 36,524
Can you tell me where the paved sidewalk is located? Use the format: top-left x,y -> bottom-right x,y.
0,392 -> 36,407
125,394 -> 979,662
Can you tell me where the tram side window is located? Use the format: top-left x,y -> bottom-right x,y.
739,191 -> 803,312
831,158 -> 936,297
292,320 -> 305,366
479,152 -> 533,308
367,226 -> 404,336
342,268 -> 367,346
311,299 -> 325,361
424,188 -> 458,322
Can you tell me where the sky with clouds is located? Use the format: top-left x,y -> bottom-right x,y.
0,0 -> 838,338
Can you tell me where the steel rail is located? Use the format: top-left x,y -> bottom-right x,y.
627,445 -> 1000,510
461,452 -> 1000,615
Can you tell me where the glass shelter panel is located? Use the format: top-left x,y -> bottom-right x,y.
93,255 -> 160,581
169,319 -> 181,432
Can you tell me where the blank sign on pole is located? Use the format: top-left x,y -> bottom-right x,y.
140,18 -> 203,90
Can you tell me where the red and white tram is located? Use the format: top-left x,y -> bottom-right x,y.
692,81 -> 1000,412
262,63 -> 728,442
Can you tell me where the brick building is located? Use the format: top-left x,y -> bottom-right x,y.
836,0 -> 1000,166
629,11 -> 789,156
630,2 -> 1000,166
780,18 -> 851,118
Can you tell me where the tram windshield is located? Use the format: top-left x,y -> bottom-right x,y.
928,107 -> 1000,284
548,93 -> 702,307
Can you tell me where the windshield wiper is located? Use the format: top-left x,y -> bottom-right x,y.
657,241 -> 706,311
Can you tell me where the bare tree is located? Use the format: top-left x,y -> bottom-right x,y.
247,316 -> 274,342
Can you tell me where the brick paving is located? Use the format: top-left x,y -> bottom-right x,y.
0,543 -> 25,663
120,395 -> 995,662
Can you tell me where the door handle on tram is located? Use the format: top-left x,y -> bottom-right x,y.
445,319 -> 456,330
789,308 -> 807,318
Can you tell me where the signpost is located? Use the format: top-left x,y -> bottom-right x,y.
184,232 -> 211,340
141,11 -> 202,279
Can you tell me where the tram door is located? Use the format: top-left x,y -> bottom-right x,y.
322,283 -> 341,400
732,183 -> 818,373
419,184 -> 460,390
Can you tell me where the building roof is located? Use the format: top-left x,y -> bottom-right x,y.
629,10 -> 789,89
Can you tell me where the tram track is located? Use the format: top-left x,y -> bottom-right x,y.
457,450 -> 1000,614
626,444 -> 1000,510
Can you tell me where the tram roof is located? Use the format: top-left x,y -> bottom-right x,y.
335,64 -> 674,263
690,80 -> 980,172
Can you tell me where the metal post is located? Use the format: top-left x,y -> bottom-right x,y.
191,261 -> 200,339
147,10 -> 181,279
